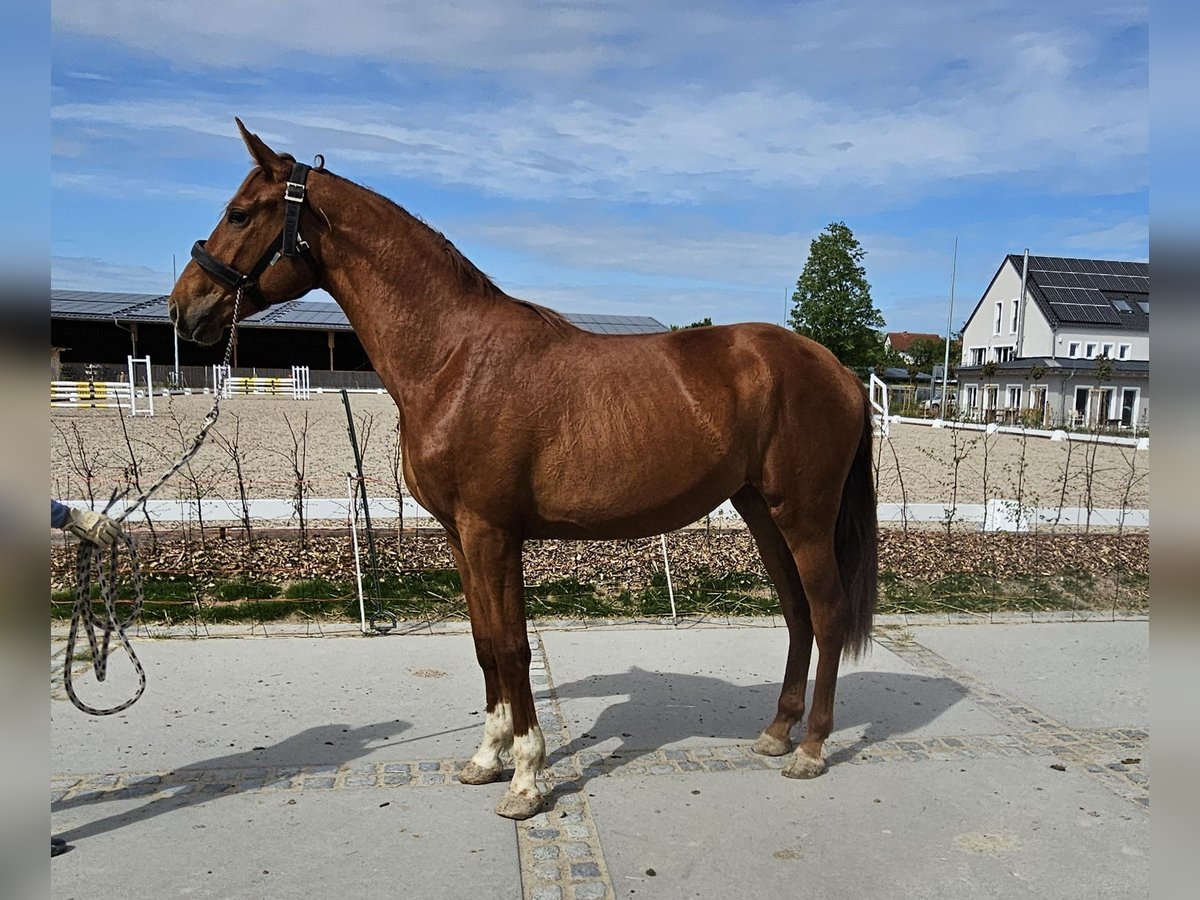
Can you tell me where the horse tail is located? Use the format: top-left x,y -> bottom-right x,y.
836,389 -> 878,660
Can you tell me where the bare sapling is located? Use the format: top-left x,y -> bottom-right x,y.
113,404 -> 157,543
1116,445 -> 1147,536
883,433 -> 909,534
53,420 -> 103,506
164,400 -> 219,548
938,425 -> 978,546
1111,445 -> 1148,617
1081,426 -> 1102,534
1052,432 -> 1075,531
388,415 -> 405,538
274,411 -> 311,549
214,413 -> 255,555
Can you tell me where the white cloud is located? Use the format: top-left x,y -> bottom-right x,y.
50,170 -> 231,204
52,61 -> 1147,211
51,255 -> 174,293
1060,217 -> 1150,256
467,219 -> 810,286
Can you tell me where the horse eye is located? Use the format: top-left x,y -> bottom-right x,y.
227,208 -> 249,226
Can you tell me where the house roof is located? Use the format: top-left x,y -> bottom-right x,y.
50,290 -> 670,335
1009,255 -> 1149,332
886,331 -> 941,353
876,366 -> 934,382
957,356 -> 1150,377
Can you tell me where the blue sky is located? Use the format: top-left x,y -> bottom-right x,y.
50,1 -> 1147,334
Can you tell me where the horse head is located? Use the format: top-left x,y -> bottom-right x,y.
169,119 -> 325,345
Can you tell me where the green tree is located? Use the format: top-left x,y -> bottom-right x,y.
789,222 -> 885,369
671,317 -> 714,331
905,337 -> 946,373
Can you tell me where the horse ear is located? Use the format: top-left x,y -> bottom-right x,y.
235,117 -> 289,181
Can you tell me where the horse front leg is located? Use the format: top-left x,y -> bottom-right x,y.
455,524 -> 545,820
450,539 -> 509,786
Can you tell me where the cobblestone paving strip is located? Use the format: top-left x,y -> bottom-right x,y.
874,629 -> 1149,807
515,629 -> 617,900
48,726 -> 1148,807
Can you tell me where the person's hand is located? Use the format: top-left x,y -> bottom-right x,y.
64,508 -> 122,548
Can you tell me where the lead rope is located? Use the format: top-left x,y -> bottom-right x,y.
62,288 -> 242,715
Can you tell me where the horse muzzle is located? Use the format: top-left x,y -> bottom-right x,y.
169,293 -> 229,346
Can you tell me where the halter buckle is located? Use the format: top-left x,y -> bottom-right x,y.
285,181 -> 306,202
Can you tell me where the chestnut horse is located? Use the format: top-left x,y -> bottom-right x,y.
170,120 -> 878,820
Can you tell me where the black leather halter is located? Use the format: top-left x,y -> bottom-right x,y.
191,162 -> 321,296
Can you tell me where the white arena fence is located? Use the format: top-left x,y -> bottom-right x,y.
60,495 -> 1149,533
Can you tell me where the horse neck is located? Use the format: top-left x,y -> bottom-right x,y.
312,174 -> 509,413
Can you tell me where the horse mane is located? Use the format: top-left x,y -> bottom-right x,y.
321,169 -> 575,334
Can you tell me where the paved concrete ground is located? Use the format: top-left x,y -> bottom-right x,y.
51,618 -> 1148,899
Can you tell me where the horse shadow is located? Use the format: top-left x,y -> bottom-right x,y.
52,720 -> 408,846
545,665 -> 969,783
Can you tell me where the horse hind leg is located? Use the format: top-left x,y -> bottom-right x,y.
730,487 -> 814,759
780,537 -> 849,779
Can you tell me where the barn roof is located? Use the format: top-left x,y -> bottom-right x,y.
50,290 -> 669,335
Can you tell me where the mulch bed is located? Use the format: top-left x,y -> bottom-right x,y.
51,527 -> 1148,596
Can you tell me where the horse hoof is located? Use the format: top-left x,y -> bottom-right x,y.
752,732 -> 793,757
782,752 -> 826,780
495,791 -> 543,820
459,761 -> 502,785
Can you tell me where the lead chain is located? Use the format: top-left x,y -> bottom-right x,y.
63,288 -> 241,715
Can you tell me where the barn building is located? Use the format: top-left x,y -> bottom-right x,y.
51,289 -> 669,390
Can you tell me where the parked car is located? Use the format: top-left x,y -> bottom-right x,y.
921,391 -> 957,415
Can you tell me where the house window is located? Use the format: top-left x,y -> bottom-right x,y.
1101,342 -> 1114,358
1029,386 -> 1047,412
965,384 -> 978,411
1118,343 -> 1130,360
969,347 -> 986,367
1113,298 -> 1132,313
1073,386 -> 1090,425
1137,300 -> 1149,314
1097,387 -> 1115,424
1006,385 -> 1022,409
1085,342 -> 1097,358
1120,388 -> 1139,428
1068,342 -> 1081,358
984,385 -> 998,411
994,346 -> 1014,363
1010,300 -> 1019,333
993,302 -> 1003,335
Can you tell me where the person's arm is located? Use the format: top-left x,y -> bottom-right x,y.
51,499 -> 71,529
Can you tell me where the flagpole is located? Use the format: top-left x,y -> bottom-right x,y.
940,238 -> 957,417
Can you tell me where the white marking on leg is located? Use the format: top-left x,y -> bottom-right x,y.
509,726 -> 546,800
471,701 -> 513,771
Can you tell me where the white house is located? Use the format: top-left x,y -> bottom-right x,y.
956,254 -> 1149,430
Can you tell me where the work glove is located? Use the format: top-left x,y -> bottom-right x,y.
64,508 -> 122,548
